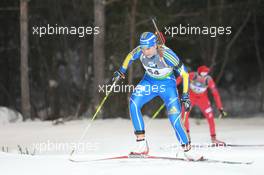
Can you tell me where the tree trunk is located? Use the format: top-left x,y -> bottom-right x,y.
206,0 -> 211,64
93,0 -> 105,118
209,0 -> 224,72
253,12 -> 264,112
20,0 -> 31,120
74,41 -> 89,118
127,0 -> 137,104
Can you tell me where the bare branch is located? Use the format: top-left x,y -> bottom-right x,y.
216,12 -> 251,83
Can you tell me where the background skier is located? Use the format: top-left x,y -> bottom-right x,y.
177,65 -> 227,145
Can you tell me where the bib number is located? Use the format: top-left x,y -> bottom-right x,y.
147,69 -> 160,75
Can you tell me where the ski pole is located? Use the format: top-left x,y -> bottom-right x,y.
182,111 -> 187,123
151,103 -> 165,120
69,78 -> 119,159
151,17 -> 165,45
145,103 -> 165,127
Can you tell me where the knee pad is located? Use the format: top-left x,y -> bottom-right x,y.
205,107 -> 213,114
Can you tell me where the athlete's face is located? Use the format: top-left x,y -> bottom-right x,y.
200,72 -> 208,77
142,45 -> 157,58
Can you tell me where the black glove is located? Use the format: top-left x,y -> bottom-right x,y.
181,93 -> 191,112
112,70 -> 125,82
219,108 -> 227,119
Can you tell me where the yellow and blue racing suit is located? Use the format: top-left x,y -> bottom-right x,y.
119,45 -> 189,145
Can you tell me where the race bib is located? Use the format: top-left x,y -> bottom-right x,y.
190,81 -> 207,94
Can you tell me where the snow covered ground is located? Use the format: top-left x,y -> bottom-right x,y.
1,116 -> 264,175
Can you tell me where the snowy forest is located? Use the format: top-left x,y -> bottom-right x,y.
1,0 -> 264,121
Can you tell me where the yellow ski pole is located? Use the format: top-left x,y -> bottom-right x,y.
145,103 -> 165,127
69,79 -> 118,159
151,103 -> 165,120
182,111 -> 187,123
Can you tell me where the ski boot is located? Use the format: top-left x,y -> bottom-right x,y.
129,138 -> 149,156
178,143 -> 203,161
211,135 -> 226,146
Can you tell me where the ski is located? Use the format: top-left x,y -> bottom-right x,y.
223,144 -> 264,147
192,143 -> 264,148
70,154 -> 253,165
161,143 -> 264,150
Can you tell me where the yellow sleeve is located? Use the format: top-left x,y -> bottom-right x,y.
179,68 -> 189,94
120,46 -> 141,73
121,53 -> 133,71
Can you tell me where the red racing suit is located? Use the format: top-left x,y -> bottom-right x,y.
177,72 -> 223,137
